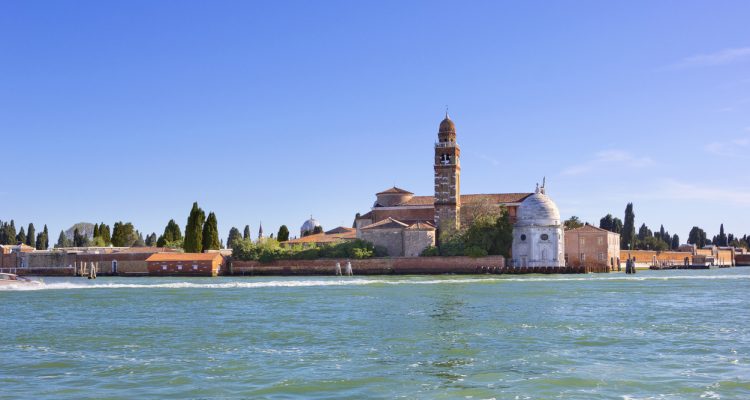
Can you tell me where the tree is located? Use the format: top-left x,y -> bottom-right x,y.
157,219 -> 183,247
16,227 -> 26,245
243,225 -> 251,240
111,222 -> 137,247
637,223 -> 652,242
145,233 -> 157,247
227,227 -> 242,249
99,223 -> 111,245
201,212 -> 220,251
132,231 -> 146,247
55,230 -> 70,248
26,223 -> 35,248
564,216 -> 583,230
73,228 -> 88,247
671,234 -> 680,250
93,223 -> 100,240
277,225 -> 290,242
688,226 -> 707,248
621,203 -> 636,250
461,210 -> 514,257
599,214 -> 614,232
184,202 -> 206,253
42,225 -> 49,249
716,224 -> 728,247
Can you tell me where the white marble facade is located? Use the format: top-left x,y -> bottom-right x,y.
512,182 -> 565,267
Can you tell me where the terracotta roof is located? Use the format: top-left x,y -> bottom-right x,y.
282,230 -> 356,245
394,193 -> 532,207
360,217 -> 410,230
325,226 -> 356,234
376,186 -> 414,195
405,221 -> 436,230
566,225 -> 615,234
146,253 -> 223,262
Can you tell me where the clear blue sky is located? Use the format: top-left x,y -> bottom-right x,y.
2,0 -> 749,243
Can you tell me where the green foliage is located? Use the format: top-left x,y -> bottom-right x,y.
621,203 -> 636,250
201,212 -> 220,251
145,233 -> 158,247
231,238 -> 376,262
277,225 -> 290,242
55,230 -> 70,248
90,236 -> 106,247
26,223 -> 35,247
184,202 -> 206,253
73,228 -> 88,247
420,246 -> 440,257
111,222 -> 137,247
599,214 -> 623,233
93,224 -> 99,239
688,226 -> 707,248
16,227 -> 26,246
157,219 -> 183,247
465,245 -> 489,258
671,234 -> 680,250
99,223 -> 111,245
243,225 -> 251,240
227,227 -> 243,249
563,216 -> 584,230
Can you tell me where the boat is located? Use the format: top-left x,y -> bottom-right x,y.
0,272 -> 42,286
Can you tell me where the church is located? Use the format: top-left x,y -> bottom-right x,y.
354,113 -> 565,266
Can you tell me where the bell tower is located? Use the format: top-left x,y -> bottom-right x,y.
434,112 -> 461,239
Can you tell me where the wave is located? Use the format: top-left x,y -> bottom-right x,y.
1,273 -> 748,291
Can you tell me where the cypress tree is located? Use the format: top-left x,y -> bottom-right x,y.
16,227 -> 26,245
56,230 -> 69,248
27,223 -> 35,247
227,227 -> 242,249
621,203 -> 636,250
93,223 -> 100,239
277,225 -> 290,242
243,225 -> 251,240
184,202 -> 205,253
99,223 -> 111,245
201,212 -> 220,251
671,234 -> 680,249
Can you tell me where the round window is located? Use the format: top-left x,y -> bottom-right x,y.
520,234 -> 527,241
541,234 -> 549,241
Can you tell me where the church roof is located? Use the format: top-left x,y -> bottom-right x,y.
359,217 -> 410,230
325,226 -> 356,235
405,221 -> 436,231
376,186 -> 414,195
566,225 -> 615,234
439,114 -> 455,133
390,193 -> 533,207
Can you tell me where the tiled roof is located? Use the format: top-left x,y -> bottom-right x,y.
360,217 -> 410,230
325,226 -> 356,234
394,193 -> 532,207
356,211 -> 373,220
146,253 -> 223,262
282,230 -> 356,245
405,221 -> 436,230
566,225 -> 613,233
376,186 -> 414,195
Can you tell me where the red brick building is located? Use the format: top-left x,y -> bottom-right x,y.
146,253 -> 224,277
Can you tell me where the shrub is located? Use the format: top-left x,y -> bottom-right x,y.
420,246 -> 440,257
465,245 -> 488,258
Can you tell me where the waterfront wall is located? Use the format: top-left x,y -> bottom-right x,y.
620,249 -> 735,267
230,256 -> 609,275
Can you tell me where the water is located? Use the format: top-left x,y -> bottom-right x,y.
1,269 -> 749,399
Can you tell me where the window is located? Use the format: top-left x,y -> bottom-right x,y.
193,265 -> 198,270
162,265 -> 167,270
541,234 -> 549,241
177,265 -> 182,270
597,237 -> 604,245
581,253 -> 586,262
580,238 -> 585,246
598,253 -> 605,261
520,234 -> 527,241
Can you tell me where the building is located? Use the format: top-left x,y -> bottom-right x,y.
357,218 -> 436,257
353,114 -> 533,256
281,227 -> 356,248
0,244 -> 36,255
300,216 -> 322,237
146,253 -> 224,276
565,225 -> 621,270
511,182 -> 565,268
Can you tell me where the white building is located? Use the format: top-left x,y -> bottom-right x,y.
512,181 -> 565,267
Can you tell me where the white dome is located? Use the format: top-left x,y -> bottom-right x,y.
516,192 -> 560,226
300,217 -> 321,234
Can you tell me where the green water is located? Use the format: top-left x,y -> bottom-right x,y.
1,269 -> 749,399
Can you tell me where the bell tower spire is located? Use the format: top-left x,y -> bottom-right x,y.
434,112 -> 461,240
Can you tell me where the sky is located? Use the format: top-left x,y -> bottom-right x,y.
1,0 -> 749,243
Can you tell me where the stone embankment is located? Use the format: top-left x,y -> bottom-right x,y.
230,256 -> 610,275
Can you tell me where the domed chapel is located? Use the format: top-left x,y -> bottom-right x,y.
354,113 -> 564,265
